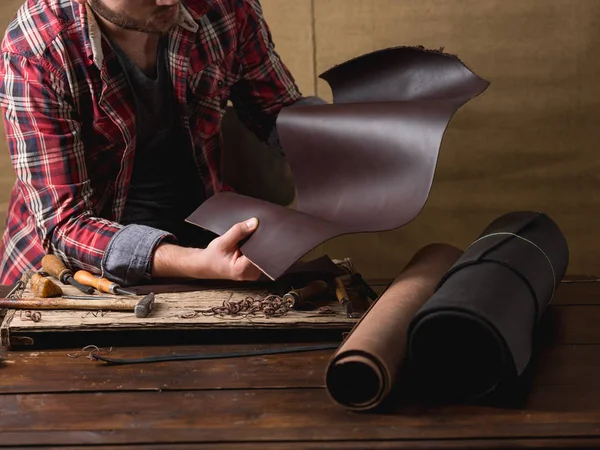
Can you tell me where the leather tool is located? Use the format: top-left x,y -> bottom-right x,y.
73,271 -> 136,296
407,211 -> 569,401
283,280 -> 330,309
186,46 -> 490,280
62,295 -> 116,300
133,293 -> 155,318
334,277 -> 360,319
0,292 -> 155,318
41,255 -> 95,294
91,343 -> 340,366
28,271 -> 62,298
325,243 -> 462,411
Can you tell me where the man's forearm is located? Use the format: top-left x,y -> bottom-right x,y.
105,231 -> 217,283
150,243 -> 205,279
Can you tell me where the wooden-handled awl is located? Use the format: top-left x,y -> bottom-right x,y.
73,270 -> 136,296
0,293 -> 155,318
283,280 -> 330,309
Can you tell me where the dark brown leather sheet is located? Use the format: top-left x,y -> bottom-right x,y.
407,211 -> 569,401
129,255 -> 345,295
324,243 -> 462,411
187,47 -> 490,280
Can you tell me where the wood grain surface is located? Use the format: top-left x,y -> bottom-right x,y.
0,279 -> 358,348
0,343 -> 595,394
0,282 -> 599,448
7,442 -> 600,450
0,386 -> 599,445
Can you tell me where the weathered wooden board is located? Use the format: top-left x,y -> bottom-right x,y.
0,279 -> 359,348
2,277 -> 598,348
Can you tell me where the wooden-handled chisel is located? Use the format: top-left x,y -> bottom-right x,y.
41,255 -> 95,294
73,270 -> 136,296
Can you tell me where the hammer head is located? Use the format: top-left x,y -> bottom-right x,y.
134,293 -> 155,318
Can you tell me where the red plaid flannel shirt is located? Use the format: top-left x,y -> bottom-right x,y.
0,0 -> 302,284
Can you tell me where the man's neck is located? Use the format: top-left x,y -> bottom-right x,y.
95,15 -> 160,77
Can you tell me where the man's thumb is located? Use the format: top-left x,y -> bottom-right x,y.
219,218 -> 259,248
244,217 -> 259,232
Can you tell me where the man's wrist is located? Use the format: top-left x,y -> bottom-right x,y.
151,243 -> 207,279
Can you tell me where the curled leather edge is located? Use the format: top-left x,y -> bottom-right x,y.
187,46 -> 490,280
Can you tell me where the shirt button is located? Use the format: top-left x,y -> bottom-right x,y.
217,80 -> 224,88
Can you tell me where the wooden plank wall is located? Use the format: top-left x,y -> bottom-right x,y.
268,0 -> 600,280
0,0 -> 598,280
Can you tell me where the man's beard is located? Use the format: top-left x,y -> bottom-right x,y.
88,0 -> 178,34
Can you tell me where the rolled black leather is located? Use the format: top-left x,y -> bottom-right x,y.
407,211 -> 569,400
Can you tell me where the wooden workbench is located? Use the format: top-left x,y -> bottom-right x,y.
0,280 -> 599,448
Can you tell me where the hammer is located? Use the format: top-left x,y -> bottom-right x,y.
0,293 -> 155,318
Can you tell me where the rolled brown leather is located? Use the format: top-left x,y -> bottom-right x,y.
324,243 -> 462,411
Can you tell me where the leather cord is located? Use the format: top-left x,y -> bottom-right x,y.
91,343 -> 340,365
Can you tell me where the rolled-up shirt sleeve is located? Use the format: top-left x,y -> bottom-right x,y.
101,224 -> 176,286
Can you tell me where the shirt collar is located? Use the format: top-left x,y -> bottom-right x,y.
83,2 -> 200,69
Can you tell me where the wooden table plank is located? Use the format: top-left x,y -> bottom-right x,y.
543,306 -> 600,344
1,385 -> 600,445
531,344 -> 600,386
0,344 -> 335,393
0,343 -> 597,394
5,438 -> 600,449
552,281 -> 600,305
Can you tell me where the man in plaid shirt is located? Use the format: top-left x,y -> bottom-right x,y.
0,0 -> 321,286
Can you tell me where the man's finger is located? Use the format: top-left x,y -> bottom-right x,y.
218,218 -> 259,250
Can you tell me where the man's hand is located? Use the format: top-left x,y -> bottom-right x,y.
200,218 -> 262,280
151,218 -> 262,281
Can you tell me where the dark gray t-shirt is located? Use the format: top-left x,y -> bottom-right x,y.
110,37 -> 211,247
